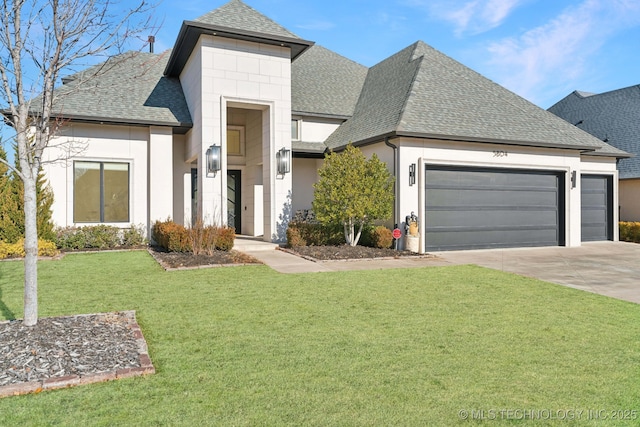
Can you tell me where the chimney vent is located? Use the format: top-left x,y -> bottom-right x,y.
148,35 -> 155,53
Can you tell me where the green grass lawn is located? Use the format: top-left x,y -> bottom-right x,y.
0,251 -> 639,426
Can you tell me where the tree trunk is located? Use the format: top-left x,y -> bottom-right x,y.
22,173 -> 38,326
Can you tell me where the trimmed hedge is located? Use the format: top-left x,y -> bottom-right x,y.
0,239 -> 59,259
55,225 -> 147,250
152,219 -> 235,253
620,222 -> 640,243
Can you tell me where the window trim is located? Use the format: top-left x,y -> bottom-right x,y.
291,118 -> 301,141
227,125 -> 245,157
73,160 -> 131,224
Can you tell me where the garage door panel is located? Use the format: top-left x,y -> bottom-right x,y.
428,188 -> 558,207
428,209 -> 559,228
581,175 -> 613,242
426,229 -> 560,251
425,166 -> 564,251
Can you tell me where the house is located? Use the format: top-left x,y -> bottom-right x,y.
41,0 -> 628,251
549,86 -> 640,222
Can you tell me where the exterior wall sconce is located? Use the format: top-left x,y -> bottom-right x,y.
571,170 -> 577,189
276,147 -> 291,175
409,163 -> 416,186
206,145 -> 221,177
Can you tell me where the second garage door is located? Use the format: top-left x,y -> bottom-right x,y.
425,166 -> 565,251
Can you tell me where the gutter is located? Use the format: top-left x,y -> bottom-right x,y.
384,137 -> 398,231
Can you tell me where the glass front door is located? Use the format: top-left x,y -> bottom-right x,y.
227,170 -> 241,233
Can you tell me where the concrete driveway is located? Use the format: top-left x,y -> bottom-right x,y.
433,241 -> 640,304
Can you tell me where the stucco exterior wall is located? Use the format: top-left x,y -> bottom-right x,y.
291,158 -> 322,212
620,178 -> 640,222
43,123 -> 149,230
294,117 -> 342,143
183,35 -> 292,241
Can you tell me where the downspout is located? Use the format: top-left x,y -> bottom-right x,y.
385,137 -> 398,230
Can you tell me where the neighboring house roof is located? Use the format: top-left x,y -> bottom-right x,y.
165,0 -> 313,77
549,86 -> 640,179
325,41 -> 628,157
45,50 -> 192,132
292,45 -> 368,119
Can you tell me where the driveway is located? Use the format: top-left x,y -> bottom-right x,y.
433,241 -> 640,304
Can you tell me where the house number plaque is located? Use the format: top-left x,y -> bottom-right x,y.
493,150 -> 508,157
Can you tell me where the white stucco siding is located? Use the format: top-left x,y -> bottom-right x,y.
190,35 -> 292,241
43,124 -> 149,229
291,158 -> 322,213
295,117 -> 342,143
620,179 -> 640,222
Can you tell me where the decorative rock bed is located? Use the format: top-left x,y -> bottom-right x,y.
0,311 -> 154,398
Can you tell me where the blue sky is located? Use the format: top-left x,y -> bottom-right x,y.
150,0 -> 640,109
3,0 -> 640,162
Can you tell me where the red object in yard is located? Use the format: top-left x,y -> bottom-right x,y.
392,228 -> 402,239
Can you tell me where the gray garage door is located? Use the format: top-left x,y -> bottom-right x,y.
425,166 -> 565,251
581,174 -> 613,242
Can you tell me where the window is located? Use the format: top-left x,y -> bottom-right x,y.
227,126 -> 245,156
291,119 -> 300,140
74,161 -> 129,223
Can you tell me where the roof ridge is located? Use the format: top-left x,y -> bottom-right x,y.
396,41 -> 427,132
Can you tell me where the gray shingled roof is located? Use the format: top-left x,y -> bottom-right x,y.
46,51 -> 191,129
325,41 -> 627,157
165,0 -> 313,77
292,45 -> 368,118
193,0 -> 300,39
549,86 -> 640,179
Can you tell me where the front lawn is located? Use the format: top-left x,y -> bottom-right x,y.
0,251 -> 639,426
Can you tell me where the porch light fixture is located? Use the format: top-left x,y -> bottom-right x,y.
206,145 -> 221,177
571,170 -> 577,189
409,163 -> 416,186
276,147 -> 291,175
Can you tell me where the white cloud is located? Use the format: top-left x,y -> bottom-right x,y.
422,0 -> 527,35
484,0 -> 640,105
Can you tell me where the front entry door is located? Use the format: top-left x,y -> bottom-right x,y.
227,170 -> 241,233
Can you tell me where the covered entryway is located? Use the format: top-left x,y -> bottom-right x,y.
425,166 -> 565,251
581,174 -> 613,241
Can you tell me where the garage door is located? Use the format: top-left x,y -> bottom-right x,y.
425,166 -> 565,251
581,175 -> 613,242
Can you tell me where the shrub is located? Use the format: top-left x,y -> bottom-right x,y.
285,222 -> 344,247
620,222 -> 640,243
83,225 -> 121,249
286,226 -> 306,247
215,226 -> 235,252
369,226 -> 394,249
155,219 -> 234,253
122,224 -> 147,246
55,225 -> 147,250
0,239 -> 59,259
37,239 -> 59,257
153,220 -> 191,253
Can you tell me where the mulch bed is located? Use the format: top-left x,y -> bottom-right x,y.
0,311 -> 154,398
282,244 -> 430,261
148,246 -> 261,270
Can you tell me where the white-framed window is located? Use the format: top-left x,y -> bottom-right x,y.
291,119 -> 301,141
73,161 -> 130,223
227,125 -> 245,156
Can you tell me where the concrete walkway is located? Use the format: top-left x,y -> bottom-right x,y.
233,237 -> 640,304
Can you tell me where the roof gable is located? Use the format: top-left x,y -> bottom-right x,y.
165,0 -> 313,77
194,0 -> 299,39
326,41 -> 624,155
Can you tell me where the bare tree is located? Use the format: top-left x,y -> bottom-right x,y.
0,0 -> 154,326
